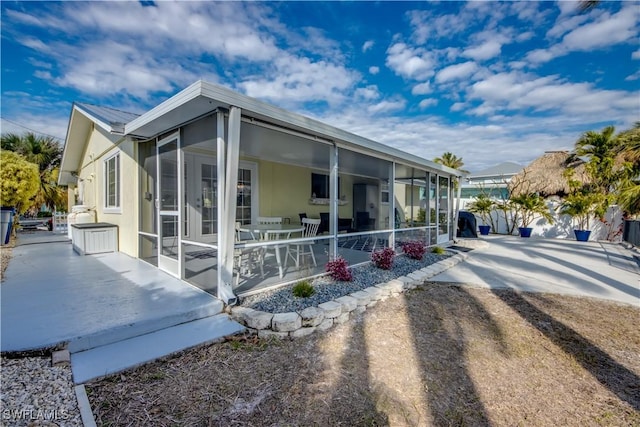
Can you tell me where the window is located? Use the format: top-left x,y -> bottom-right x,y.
311,173 -> 340,199
104,152 -> 120,211
381,183 -> 389,204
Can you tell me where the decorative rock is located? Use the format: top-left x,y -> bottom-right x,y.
354,306 -> 366,314
366,300 -> 378,308
245,310 -> 274,330
334,312 -> 350,324
349,290 -> 371,306
318,301 -> 342,318
258,329 -> 289,339
386,279 -> 405,293
290,327 -> 316,338
231,306 -> 256,325
299,306 -> 325,327
374,283 -> 393,297
363,286 -> 382,301
272,312 -> 302,332
52,349 -> 70,366
334,295 -> 358,313
317,318 -> 334,331
407,272 -> 426,282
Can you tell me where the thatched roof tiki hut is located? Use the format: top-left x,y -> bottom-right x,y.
508,151 -> 592,198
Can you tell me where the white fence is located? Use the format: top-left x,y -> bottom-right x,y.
459,198 -> 624,242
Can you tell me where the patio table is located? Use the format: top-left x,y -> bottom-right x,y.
238,224 -> 304,278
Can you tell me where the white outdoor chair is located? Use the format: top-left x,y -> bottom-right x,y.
287,217 -> 320,268
234,222 -> 259,284
257,216 -> 282,225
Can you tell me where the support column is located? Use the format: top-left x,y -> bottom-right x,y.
217,107 -> 241,304
388,162 -> 395,248
329,144 -> 338,258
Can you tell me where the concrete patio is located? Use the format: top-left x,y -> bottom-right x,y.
1,235 -> 229,353
431,235 -> 639,306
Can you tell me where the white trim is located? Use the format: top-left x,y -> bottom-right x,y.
103,150 -> 121,214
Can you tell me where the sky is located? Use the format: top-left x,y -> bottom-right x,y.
1,1 -> 638,172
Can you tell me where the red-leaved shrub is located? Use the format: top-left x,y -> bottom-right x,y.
402,240 -> 426,260
326,256 -> 353,281
371,247 -> 395,270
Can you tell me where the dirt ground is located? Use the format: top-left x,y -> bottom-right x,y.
86,283 -> 640,426
0,235 -> 15,281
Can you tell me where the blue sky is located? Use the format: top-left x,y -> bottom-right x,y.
1,1 -> 638,172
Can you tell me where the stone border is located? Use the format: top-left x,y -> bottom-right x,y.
231,251 -> 469,338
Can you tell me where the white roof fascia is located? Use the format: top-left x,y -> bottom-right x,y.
125,80 -> 463,177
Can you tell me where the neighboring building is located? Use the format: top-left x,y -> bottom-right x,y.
460,161 -> 523,202
59,81 -> 462,304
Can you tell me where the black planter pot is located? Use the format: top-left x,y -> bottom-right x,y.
518,227 -> 533,238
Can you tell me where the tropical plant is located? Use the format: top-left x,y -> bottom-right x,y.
466,194 -> 495,228
401,241 -> 426,260
510,193 -> 554,228
0,151 -> 40,214
326,256 -> 352,281
0,132 -> 66,212
371,247 -> 395,270
558,193 -> 601,230
574,125 -> 621,195
615,123 -> 640,216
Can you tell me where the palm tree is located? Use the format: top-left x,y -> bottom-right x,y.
433,152 -> 468,173
0,132 -> 65,212
574,125 -> 621,194
615,123 -> 640,216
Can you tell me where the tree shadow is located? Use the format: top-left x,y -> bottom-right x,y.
491,288 -> 640,411
404,284 -> 499,426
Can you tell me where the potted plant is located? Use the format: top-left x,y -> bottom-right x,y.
467,194 -> 494,235
558,193 -> 599,241
510,193 -> 554,238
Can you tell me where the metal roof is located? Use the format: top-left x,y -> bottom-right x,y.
469,161 -> 523,179
75,102 -> 140,133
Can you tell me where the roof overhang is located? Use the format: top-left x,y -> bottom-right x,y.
125,80 -> 462,177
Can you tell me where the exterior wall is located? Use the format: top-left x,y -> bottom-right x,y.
75,126 -> 138,257
257,159 -> 355,221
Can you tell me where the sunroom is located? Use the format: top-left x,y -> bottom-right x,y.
104,81 -> 460,304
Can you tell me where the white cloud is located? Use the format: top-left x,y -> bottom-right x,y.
411,82 -> 432,95
561,7 -> 639,51
355,85 -> 380,101
418,98 -> 438,109
362,40 -> 374,53
633,50 -> 640,60
385,43 -> 436,80
462,40 -> 503,61
435,61 -> 478,83
369,66 -> 380,75
450,102 -> 466,112
367,99 -> 406,115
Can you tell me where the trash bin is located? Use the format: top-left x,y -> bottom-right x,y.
1,207 -> 15,245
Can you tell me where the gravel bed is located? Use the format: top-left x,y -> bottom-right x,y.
0,357 -> 82,426
240,252 -> 453,313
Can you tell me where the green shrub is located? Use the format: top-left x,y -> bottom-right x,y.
292,281 -> 315,298
431,246 -> 446,255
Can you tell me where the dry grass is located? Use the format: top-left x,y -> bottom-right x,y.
0,235 -> 15,281
86,284 -> 640,426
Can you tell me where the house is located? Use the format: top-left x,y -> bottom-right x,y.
460,161 -> 523,203
58,80 -> 462,304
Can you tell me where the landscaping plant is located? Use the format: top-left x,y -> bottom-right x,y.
371,247 -> 395,270
292,281 -> 315,298
325,256 -> 352,281
402,241 -> 426,260
431,246 -> 446,255
510,193 -> 554,229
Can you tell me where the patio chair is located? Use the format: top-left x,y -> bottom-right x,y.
287,217 -> 321,268
257,216 -> 282,225
355,211 -> 375,232
234,222 -> 260,284
318,212 -> 330,234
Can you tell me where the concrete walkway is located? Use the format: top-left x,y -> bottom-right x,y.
433,236 -> 639,306
1,238 -> 226,352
